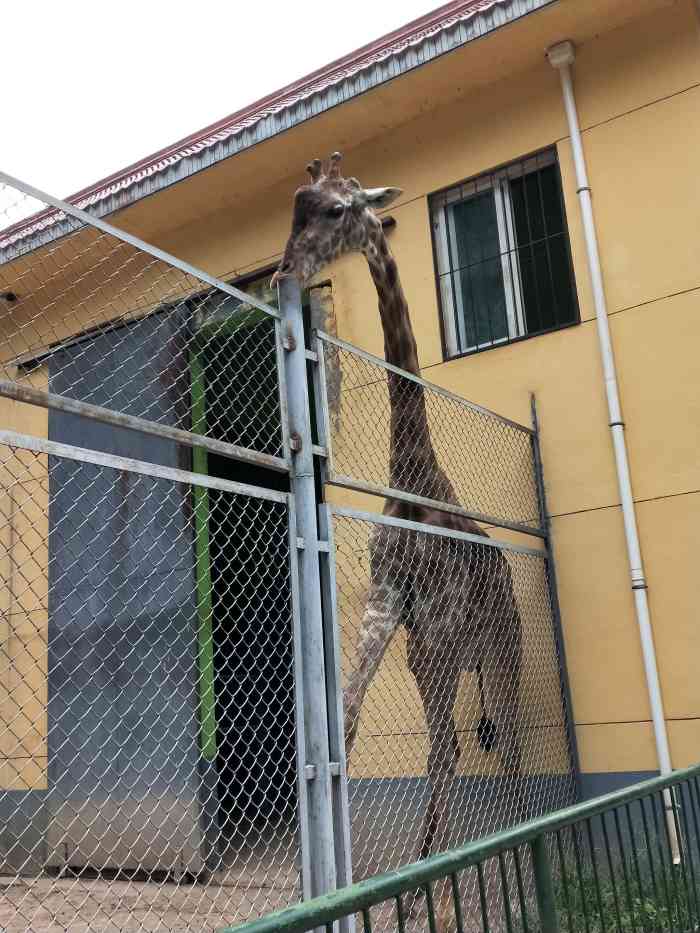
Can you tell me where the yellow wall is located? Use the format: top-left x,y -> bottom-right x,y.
0,370 -> 49,789
1,0 -> 699,781
168,0 -> 696,778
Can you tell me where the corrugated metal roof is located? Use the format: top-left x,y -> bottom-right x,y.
1,0 -> 553,258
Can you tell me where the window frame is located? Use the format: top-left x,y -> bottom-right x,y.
430,147 -> 579,361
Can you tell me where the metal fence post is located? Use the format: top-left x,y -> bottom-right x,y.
279,277 -> 337,901
531,835 -> 560,933
318,507 -> 354,876
531,395 -> 583,800
314,334 -> 355,932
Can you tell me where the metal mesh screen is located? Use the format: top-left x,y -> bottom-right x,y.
331,511 -> 575,892
0,181 -> 284,461
318,333 -> 540,532
0,171 -> 578,932
0,440 -> 301,931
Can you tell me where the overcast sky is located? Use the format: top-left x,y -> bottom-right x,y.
4,0 -> 439,199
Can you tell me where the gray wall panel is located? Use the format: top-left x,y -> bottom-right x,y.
44,310 -> 205,873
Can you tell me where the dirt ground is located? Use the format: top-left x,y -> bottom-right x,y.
0,873 -> 298,933
0,873 -> 508,933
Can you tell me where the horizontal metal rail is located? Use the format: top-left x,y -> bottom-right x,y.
0,379 -> 290,474
330,505 -> 546,558
0,170 -> 281,320
316,329 -> 534,436
221,761 -> 700,933
0,428 -> 290,504
326,472 -> 545,539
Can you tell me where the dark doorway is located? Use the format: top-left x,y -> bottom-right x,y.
190,293 -> 311,841
206,452 -> 295,836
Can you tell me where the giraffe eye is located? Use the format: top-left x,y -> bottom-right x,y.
327,203 -> 345,218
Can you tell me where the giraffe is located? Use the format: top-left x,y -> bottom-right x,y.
272,153 -> 524,867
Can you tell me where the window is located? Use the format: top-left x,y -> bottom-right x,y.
431,149 -> 579,358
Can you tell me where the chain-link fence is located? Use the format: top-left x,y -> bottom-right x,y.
0,436 -> 301,932
314,328 -> 578,926
0,174 -> 307,932
0,171 -> 577,932
326,507 -> 575,926
316,330 -> 542,535
0,175 -> 286,470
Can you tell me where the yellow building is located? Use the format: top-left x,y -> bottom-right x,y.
1,0 -> 699,835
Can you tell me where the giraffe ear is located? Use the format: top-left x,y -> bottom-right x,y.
362,187 -> 403,208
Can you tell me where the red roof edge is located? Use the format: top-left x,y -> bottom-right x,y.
2,0 -> 504,249
50,0 -> 493,206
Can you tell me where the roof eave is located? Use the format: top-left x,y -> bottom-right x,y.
0,0 -> 553,264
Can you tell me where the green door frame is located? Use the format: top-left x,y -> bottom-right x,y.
189,306 -> 275,761
190,346 -> 217,761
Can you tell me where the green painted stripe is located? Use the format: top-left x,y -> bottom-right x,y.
190,349 -> 217,761
193,306 -> 272,345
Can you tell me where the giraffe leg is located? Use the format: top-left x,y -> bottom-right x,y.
476,665 -> 498,752
479,623 -> 526,827
344,580 -> 403,759
409,649 -> 461,861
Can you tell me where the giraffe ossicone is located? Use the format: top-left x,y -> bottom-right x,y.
270,152 -> 402,291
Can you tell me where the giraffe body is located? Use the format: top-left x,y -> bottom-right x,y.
273,154 -> 524,864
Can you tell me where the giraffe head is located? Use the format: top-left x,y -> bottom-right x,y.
270,152 -> 402,288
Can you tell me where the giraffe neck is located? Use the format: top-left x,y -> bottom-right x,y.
364,220 -> 420,375
363,220 -> 444,495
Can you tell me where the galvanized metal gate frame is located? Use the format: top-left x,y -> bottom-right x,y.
0,173 -> 580,924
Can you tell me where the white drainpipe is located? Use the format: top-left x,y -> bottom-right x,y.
546,40 -> 680,861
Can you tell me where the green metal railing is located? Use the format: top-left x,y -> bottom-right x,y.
220,763 -> 700,933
